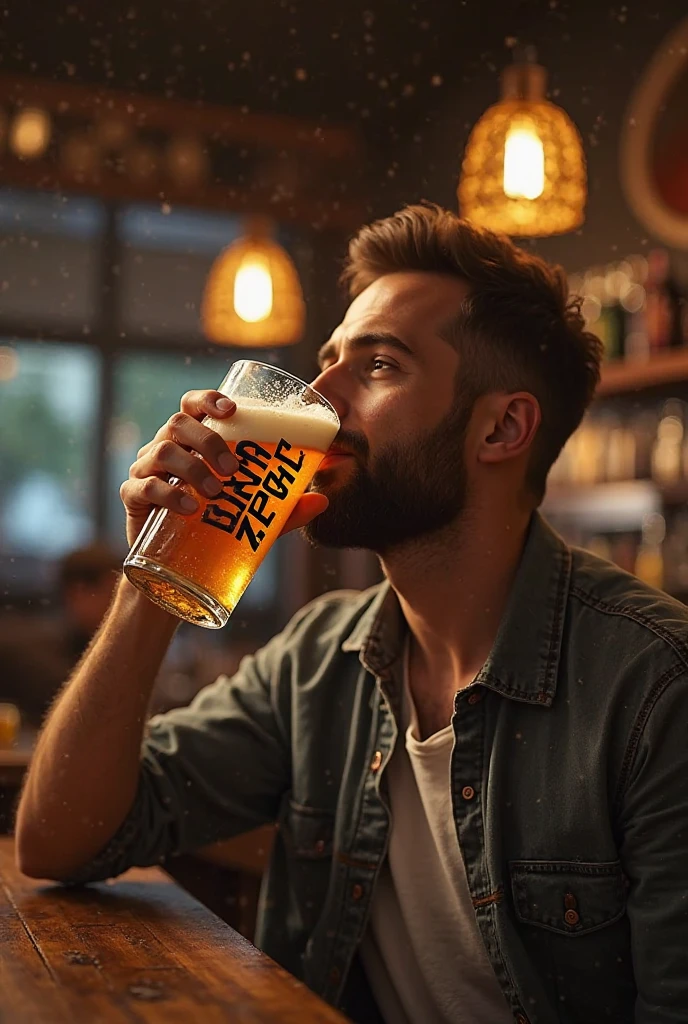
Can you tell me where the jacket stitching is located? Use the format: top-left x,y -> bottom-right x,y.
323,679 -> 389,993
543,545 -> 572,696
476,672 -> 554,703
613,661 -> 685,815
509,859 -> 623,875
568,585 -> 688,818
467,689 -> 520,1010
569,584 -> 688,670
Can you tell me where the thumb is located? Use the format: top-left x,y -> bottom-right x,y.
280,492 -> 329,536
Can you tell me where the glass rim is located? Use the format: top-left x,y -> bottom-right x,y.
229,359 -> 339,425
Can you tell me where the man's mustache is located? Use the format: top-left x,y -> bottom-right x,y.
331,429 -> 369,461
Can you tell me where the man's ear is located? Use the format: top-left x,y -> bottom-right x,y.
476,392 -> 541,466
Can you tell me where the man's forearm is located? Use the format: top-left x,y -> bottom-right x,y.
15,577 -> 178,879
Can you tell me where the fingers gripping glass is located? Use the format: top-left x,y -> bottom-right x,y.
123,360 -> 339,628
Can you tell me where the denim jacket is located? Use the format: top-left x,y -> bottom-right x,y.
73,513 -> 688,1023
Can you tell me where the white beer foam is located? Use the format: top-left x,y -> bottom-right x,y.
204,396 -> 339,453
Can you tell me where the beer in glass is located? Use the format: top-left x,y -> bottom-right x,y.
124,360 -> 339,627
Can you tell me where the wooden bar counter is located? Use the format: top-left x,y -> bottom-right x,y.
0,838 -> 348,1023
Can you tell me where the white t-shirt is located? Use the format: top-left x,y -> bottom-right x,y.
360,644 -> 512,1024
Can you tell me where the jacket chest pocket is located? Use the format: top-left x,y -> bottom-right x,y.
510,859 -> 627,935
509,859 -> 635,1022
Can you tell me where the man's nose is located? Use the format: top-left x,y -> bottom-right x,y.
309,367 -> 349,424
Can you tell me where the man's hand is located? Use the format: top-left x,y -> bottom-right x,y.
121,389 -> 328,547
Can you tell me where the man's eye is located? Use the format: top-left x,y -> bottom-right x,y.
371,357 -> 393,372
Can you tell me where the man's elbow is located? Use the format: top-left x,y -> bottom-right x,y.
14,826 -> 81,882
15,849 -> 60,881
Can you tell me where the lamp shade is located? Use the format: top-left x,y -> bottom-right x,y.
202,226 -> 305,347
458,60 -> 586,237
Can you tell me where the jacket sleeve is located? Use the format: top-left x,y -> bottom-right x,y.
64,632 -> 291,884
618,666 -> 688,1023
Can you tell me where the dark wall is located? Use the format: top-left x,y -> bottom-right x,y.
2,2 -> 686,274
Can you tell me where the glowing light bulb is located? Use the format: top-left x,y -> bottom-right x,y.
503,125 -> 545,201
10,108 -> 51,159
233,256 -> 273,323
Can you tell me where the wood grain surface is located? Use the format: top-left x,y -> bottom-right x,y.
0,838 -> 349,1023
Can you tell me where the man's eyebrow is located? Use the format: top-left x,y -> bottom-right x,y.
316,332 -> 416,367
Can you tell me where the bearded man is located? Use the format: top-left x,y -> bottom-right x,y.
17,205 -> 688,1024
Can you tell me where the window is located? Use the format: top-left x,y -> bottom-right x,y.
0,340 -> 100,583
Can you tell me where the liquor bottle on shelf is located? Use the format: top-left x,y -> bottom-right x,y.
605,415 -> 636,482
634,513 -> 666,590
651,400 -> 686,484
572,251 -> 688,362
644,249 -> 683,351
579,267 -> 624,362
586,534 -> 612,562
601,265 -> 629,362
633,407 -> 660,480
621,255 -> 650,361
612,533 -> 640,575
575,417 -> 607,484
663,511 -> 688,595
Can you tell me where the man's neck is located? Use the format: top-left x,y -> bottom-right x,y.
381,499 -> 532,693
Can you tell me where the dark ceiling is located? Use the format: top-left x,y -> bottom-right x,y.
3,0 -> 500,135
3,0 -> 660,154
2,0 -> 687,264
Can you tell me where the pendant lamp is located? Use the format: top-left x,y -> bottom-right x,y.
202,219 -> 305,346
458,50 -> 586,237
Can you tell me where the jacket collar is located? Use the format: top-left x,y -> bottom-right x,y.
341,512 -> 572,706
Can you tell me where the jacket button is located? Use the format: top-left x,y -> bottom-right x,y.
467,689 -> 483,705
314,839 -> 326,854
352,884 -> 364,900
461,785 -> 475,801
564,909 -> 580,926
370,750 -> 383,772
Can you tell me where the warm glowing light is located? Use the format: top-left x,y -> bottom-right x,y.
458,56 -> 586,237
166,135 -> 208,187
233,256 -> 274,323
124,143 -> 159,182
10,108 -> 51,159
503,125 -> 545,200
0,346 -> 19,382
620,283 -> 646,314
202,228 -> 305,347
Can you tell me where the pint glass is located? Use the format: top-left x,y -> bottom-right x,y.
124,360 -> 339,628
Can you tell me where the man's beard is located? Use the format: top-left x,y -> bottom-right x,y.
302,397 -> 472,554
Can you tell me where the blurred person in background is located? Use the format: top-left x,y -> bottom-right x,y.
0,544 -> 120,726
0,542 -> 230,724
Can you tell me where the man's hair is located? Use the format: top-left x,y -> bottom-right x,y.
341,203 -> 603,502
